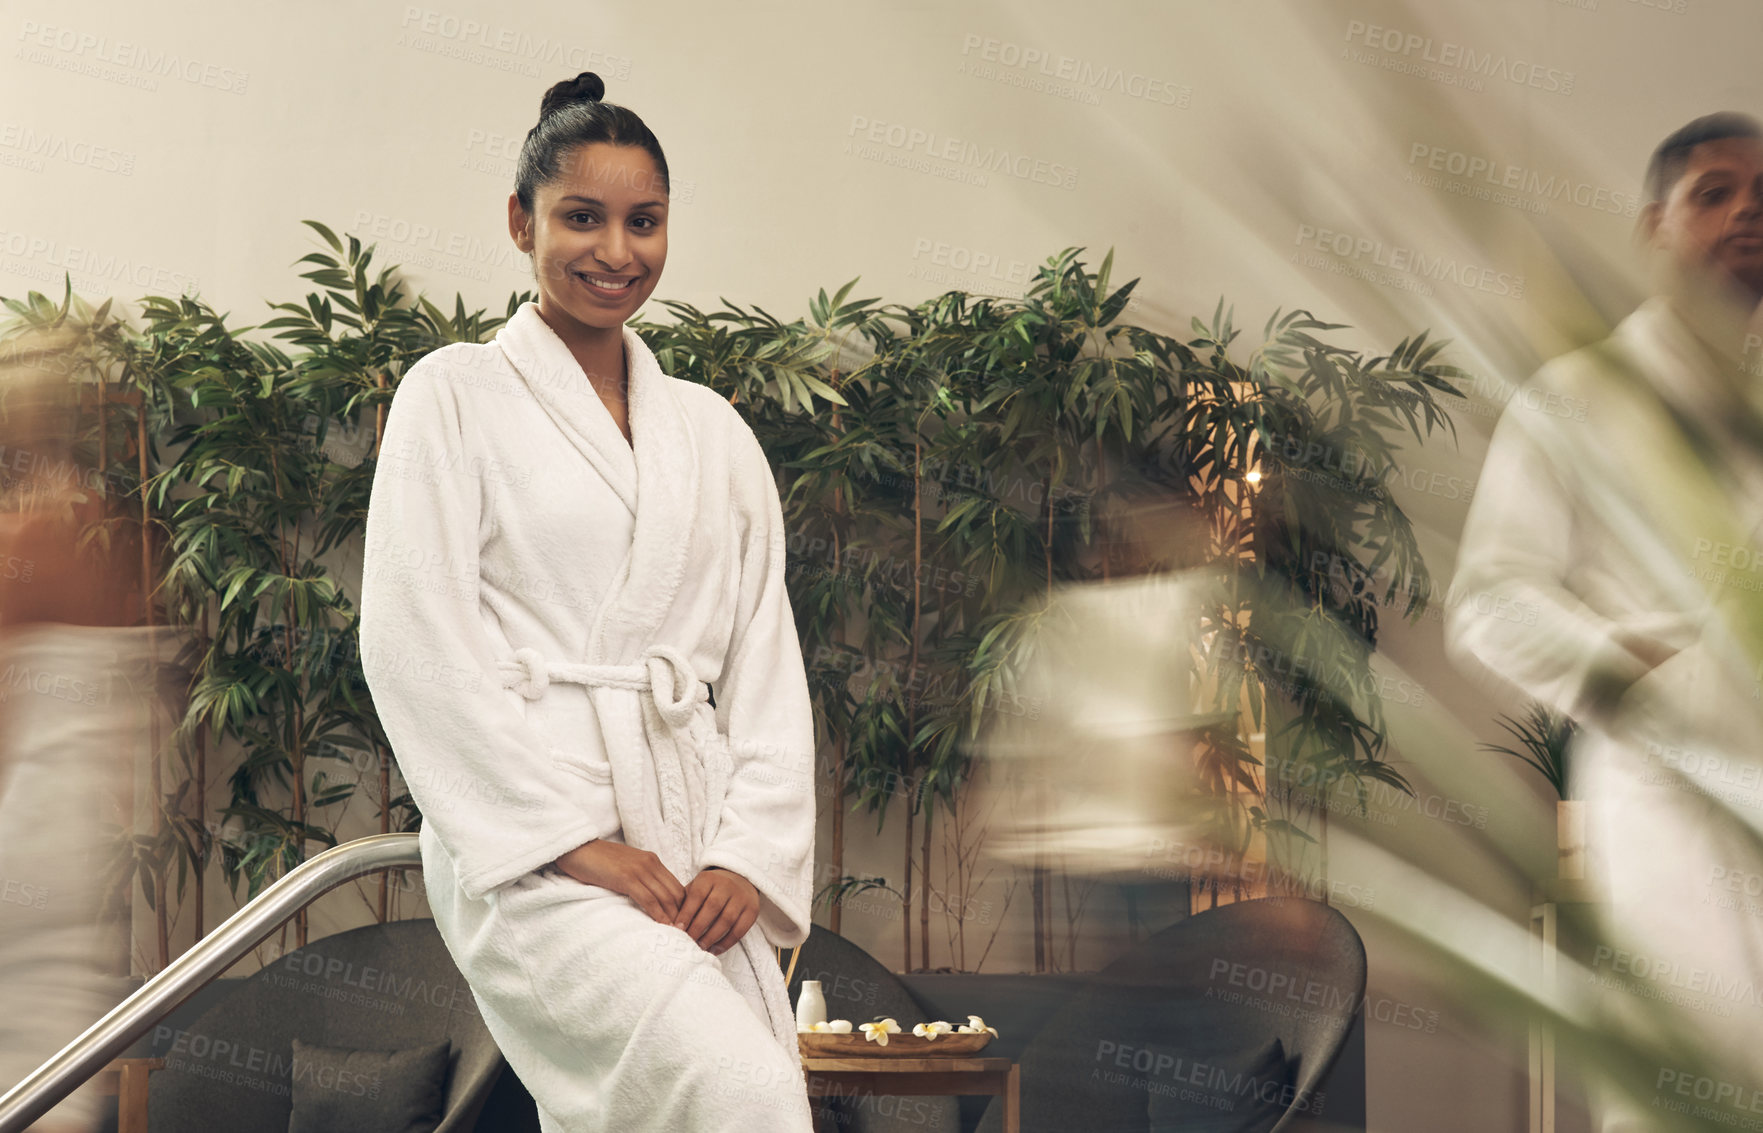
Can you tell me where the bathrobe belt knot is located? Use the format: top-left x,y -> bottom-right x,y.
497,645 -> 710,730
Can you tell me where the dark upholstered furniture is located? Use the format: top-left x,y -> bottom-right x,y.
110,901 -> 1360,1132
142,918 -> 509,1132
973,897 -> 1365,1133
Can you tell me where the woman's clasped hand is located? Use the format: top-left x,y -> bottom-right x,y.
553,841 -> 761,955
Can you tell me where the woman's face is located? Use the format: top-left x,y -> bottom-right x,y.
508,142 -> 669,334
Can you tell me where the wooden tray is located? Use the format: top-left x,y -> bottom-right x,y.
797,1031 -> 993,1058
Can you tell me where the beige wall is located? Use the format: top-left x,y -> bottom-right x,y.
9,1 -> 1762,1127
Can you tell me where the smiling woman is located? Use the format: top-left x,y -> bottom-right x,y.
505,72 -> 671,447
360,71 -> 818,1133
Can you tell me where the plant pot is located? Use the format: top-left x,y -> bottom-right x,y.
1557,799 -> 1586,881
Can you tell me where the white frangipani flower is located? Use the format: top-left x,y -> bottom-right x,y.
955,1014 -> 999,1037
913,1020 -> 954,1040
859,1018 -> 901,1046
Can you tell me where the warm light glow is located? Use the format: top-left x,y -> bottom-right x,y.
1245,470 -> 1262,484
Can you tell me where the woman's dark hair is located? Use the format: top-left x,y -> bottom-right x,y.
514,71 -> 670,215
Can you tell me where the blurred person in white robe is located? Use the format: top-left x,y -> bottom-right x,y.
0,325 -> 153,1131
1448,112 -> 1763,1131
972,568 -> 1232,881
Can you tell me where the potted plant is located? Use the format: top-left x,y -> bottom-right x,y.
1481,703 -> 1583,878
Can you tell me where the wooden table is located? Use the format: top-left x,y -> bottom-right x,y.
801,1055 -> 1019,1133
99,1057 -> 163,1133
1529,877 -> 1599,1133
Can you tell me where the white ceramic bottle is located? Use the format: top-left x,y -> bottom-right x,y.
794,979 -> 827,1032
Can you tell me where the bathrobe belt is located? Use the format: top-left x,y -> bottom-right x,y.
496,642 -> 729,879
496,645 -> 715,723
497,642 -> 788,1044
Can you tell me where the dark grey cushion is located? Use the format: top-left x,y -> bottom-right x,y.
146,919 -> 506,1133
288,1037 -> 450,1133
1142,1036 -> 1289,1132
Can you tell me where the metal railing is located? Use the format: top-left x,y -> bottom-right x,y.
0,833 -> 423,1133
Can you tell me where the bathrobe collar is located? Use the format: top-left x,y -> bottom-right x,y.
1618,297 -> 1763,453
495,301 -> 701,657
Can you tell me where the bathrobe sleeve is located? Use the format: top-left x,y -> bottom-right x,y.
1445,397 -> 1655,723
700,415 -> 817,949
359,356 -> 620,902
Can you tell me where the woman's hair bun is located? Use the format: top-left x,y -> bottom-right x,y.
538,72 -> 606,120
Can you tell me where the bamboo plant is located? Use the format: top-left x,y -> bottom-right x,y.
3,229 -> 1464,979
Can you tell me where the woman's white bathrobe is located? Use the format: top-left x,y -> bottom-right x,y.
1447,297 -> 1763,1128
357,302 -> 817,1132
